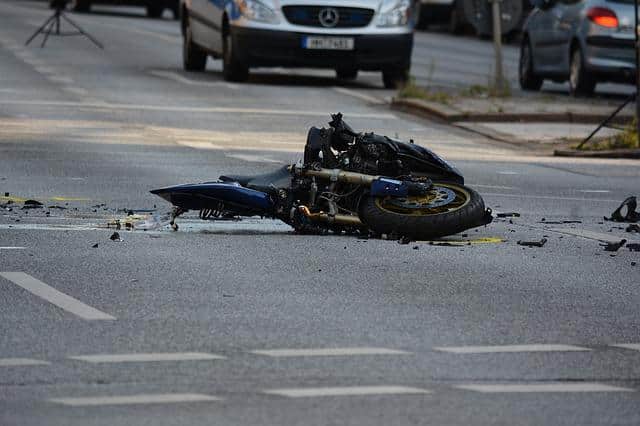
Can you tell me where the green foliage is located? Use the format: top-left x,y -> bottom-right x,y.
397,78 -> 451,104
577,118 -> 640,150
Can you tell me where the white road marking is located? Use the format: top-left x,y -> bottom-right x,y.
612,344 -> 640,351
251,347 -> 410,357
226,153 -> 281,163
473,184 -> 516,190
69,352 -> 225,363
332,87 -> 385,104
0,358 -> 50,367
482,192 -> 622,203
48,76 -> 74,85
264,386 -> 431,398
33,66 -> 56,75
578,190 -> 611,193
0,247 -> 26,250
434,344 -> 590,354
149,70 -> 239,89
49,393 -> 221,406
497,171 -> 519,175
548,229 -> 634,244
456,383 -> 633,393
0,100 -> 396,119
0,272 -> 115,321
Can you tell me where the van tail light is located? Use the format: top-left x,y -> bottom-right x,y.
587,7 -> 619,28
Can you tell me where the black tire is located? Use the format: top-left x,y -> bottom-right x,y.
569,46 -> 596,96
70,0 -> 90,12
336,67 -> 358,80
359,182 -> 490,240
414,1 -> 428,29
183,18 -> 207,72
222,31 -> 249,82
382,66 -> 409,89
147,3 -> 164,18
519,38 -> 543,91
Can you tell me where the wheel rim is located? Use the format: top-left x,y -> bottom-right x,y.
374,183 -> 471,216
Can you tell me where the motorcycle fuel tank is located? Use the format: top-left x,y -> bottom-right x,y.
150,182 -> 274,212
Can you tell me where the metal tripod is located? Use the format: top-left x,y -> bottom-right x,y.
25,7 -> 103,49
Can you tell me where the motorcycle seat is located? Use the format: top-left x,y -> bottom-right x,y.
219,165 -> 291,194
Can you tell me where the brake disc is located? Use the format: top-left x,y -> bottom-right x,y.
386,186 -> 457,210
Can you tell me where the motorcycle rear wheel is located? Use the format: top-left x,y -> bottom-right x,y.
359,182 -> 488,240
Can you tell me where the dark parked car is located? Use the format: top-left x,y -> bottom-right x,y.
51,0 -> 179,19
520,0 -> 637,95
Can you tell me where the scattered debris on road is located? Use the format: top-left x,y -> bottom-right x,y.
605,196 -> 639,222
109,232 -> 121,241
91,243 -> 99,248
601,239 -> 626,252
627,243 -> 640,252
22,199 -> 43,209
497,212 -> 520,218
626,224 -> 640,233
517,238 -> 547,248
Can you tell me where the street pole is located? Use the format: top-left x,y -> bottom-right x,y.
491,0 -> 504,93
635,0 -> 639,147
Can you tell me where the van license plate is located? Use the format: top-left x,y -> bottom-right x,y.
302,37 -> 354,50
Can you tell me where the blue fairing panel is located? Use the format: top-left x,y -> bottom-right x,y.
150,182 -> 274,212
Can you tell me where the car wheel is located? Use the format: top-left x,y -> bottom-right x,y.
147,3 -> 164,18
70,0 -> 91,12
336,67 -> 358,80
382,66 -> 409,89
519,38 -> 543,91
448,0 -> 465,34
569,46 -> 596,96
222,31 -> 249,82
183,19 -> 207,72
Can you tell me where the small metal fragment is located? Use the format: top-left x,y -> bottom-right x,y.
497,212 -> 520,218
600,239 -> 626,252
517,238 -> 547,248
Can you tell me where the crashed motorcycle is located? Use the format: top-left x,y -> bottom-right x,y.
151,113 -> 492,240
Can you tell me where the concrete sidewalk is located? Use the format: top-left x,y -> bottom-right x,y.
391,91 -> 640,158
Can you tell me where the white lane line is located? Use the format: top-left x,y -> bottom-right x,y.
481,192 -> 622,203
434,344 -> 590,354
251,347 -> 410,357
473,184 -> 517,190
549,229 -> 634,244
456,383 -> 633,393
497,171 -> 519,175
264,386 -> 431,398
578,190 -> 611,193
33,66 -> 56,75
0,100 -> 397,119
332,87 -> 385,104
612,344 -> 640,351
226,153 -> 281,163
0,272 -> 115,321
48,76 -> 74,85
69,352 -> 225,363
0,358 -> 50,367
0,247 -> 26,250
49,393 -> 221,406
149,70 -> 239,89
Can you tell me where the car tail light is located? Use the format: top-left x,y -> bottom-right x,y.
587,7 -> 619,28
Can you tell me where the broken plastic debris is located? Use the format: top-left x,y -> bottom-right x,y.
627,243 -> 640,252
517,238 -> 547,247
496,212 -> 520,218
109,232 -> 121,241
605,196 -> 639,223
22,199 -> 43,209
600,239 -> 626,252
626,224 -> 640,233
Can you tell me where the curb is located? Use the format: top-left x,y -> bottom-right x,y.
553,148 -> 640,159
391,97 -> 634,124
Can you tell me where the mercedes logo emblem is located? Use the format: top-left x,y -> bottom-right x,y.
318,7 -> 339,28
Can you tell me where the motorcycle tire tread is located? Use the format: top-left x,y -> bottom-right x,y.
359,183 -> 488,240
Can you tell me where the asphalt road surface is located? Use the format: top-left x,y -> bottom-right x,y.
1,2 -> 640,425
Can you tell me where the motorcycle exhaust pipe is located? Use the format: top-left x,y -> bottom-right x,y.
298,206 -> 363,227
296,167 -> 379,185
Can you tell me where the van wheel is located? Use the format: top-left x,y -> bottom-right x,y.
382,66 -> 409,89
147,3 -> 164,18
569,46 -> 596,96
336,67 -> 358,80
70,0 -> 91,12
222,32 -> 249,82
519,38 -> 542,91
183,19 -> 207,71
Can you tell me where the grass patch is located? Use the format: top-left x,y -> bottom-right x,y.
576,119 -> 640,151
397,78 -> 451,104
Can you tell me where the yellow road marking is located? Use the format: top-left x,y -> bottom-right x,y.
423,237 -> 504,245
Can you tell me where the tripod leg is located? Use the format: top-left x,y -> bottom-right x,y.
576,94 -> 635,149
40,19 -> 56,48
60,13 -> 104,49
25,14 -> 56,46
